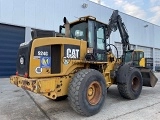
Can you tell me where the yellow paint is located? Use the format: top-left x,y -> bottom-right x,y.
10,16 -> 153,101
29,37 -> 87,78
10,75 -> 72,99
10,36 -> 118,99
139,58 -> 145,67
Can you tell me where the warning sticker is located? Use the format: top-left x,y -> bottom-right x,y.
40,57 -> 51,68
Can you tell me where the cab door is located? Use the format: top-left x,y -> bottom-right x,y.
88,20 -> 107,62
95,22 -> 107,62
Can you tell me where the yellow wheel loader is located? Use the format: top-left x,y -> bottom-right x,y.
10,10 -> 158,116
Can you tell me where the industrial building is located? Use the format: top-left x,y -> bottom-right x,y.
0,0 -> 160,77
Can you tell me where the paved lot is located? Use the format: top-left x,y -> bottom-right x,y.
0,73 -> 160,120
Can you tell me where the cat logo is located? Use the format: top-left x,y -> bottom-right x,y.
66,48 -> 79,59
64,45 -> 80,59
40,57 -> 51,68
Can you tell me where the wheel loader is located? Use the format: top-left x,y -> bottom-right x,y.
10,10 -> 158,116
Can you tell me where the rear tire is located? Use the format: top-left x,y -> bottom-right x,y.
117,67 -> 143,100
68,69 -> 106,116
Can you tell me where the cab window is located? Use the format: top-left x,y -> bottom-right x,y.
70,22 -> 87,40
88,20 -> 94,48
96,23 -> 105,50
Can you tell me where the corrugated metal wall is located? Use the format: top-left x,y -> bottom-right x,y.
0,24 -> 25,77
137,46 -> 153,58
155,48 -> 160,71
0,0 -> 159,48
0,0 -> 159,46
0,0 -> 160,70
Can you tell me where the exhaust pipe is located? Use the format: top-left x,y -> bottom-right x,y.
63,17 -> 70,38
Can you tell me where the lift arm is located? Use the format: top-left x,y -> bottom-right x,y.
106,10 -> 130,63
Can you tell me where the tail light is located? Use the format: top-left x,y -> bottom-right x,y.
16,71 -> 18,76
24,72 -> 28,78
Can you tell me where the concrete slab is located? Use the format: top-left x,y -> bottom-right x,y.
0,79 -> 48,120
0,72 -> 160,120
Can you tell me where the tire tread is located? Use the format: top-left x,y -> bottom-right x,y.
68,69 -> 99,116
117,67 -> 142,100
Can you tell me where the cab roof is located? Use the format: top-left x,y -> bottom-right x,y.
70,16 -> 108,26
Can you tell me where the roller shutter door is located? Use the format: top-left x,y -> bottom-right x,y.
137,46 -> 153,58
155,48 -> 160,71
0,24 -> 25,77
114,42 -> 136,58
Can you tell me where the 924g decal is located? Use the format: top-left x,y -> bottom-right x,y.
34,46 -> 51,58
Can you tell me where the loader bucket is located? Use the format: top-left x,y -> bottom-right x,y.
140,68 -> 158,87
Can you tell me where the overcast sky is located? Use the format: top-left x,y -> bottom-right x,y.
90,0 -> 160,26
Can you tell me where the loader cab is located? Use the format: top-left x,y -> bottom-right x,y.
60,16 -> 108,62
125,50 -> 145,67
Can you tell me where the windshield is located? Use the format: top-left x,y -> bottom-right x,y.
70,22 -> 87,40
125,51 -> 144,63
125,51 -> 132,63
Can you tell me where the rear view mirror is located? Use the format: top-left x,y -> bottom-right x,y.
59,25 -> 65,34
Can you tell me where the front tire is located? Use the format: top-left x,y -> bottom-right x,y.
68,69 -> 106,116
117,67 -> 143,100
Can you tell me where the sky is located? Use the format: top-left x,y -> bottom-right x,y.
90,0 -> 160,26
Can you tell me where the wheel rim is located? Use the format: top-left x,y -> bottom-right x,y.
132,77 -> 140,91
87,81 -> 102,105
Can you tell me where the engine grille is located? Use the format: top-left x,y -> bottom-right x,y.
51,45 -> 61,74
